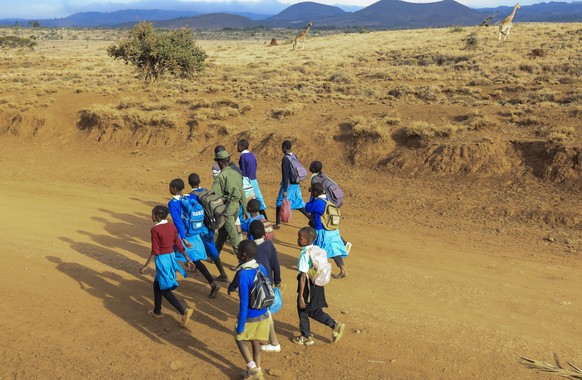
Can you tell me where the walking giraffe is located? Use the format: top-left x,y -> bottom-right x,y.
498,4 -> 521,42
292,22 -> 313,50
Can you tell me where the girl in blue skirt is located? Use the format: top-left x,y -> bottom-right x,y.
274,140 -> 310,228
168,178 -> 220,298
304,183 -> 348,279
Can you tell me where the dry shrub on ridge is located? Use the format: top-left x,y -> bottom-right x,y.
346,114 -> 398,141
271,103 -> 305,120
400,121 -> 458,140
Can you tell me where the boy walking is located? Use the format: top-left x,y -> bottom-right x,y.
237,139 -> 268,220
294,227 -> 345,345
233,240 -> 272,380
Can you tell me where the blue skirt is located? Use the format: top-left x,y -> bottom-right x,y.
155,252 -> 187,291
276,183 -> 305,209
200,225 -> 219,261
251,179 -> 267,210
175,234 -> 207,263
315,229 -> 348,258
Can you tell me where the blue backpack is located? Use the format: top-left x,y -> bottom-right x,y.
180,196 -> 205,236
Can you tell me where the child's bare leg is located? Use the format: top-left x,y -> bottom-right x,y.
251,340 -> 262,369
236,339 -> 253,364
332,256 -> 347,278
268,320 -> 280,346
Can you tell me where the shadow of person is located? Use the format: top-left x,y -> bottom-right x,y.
46,255 -> 240,377
128,197 -> 159,209
59,236 -> 146,279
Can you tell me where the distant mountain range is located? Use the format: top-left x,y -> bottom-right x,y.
1,1 -> 581,30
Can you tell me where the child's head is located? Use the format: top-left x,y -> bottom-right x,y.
309,160 -> 323,174
297,227 -> 316,247
311,182 -> 324,197
237,139 -> 249,153
281,140 -> 292,153
247,199 -> 261,214
169,178 -> 185,195
152,205 -> 170,222
237,239 -> 257,263
188,173 -> 200,188
214,145 -> 226,155
249,220 -> 265,240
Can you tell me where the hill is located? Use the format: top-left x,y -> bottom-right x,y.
266,1 -> 346,23
479,1 -> 582,22
33,10 -> 202,28
153,13 -> 259,29
0,1 -> 581,29
318,0 -> 484,28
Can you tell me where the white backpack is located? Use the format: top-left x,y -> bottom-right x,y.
307,246 -> 332,286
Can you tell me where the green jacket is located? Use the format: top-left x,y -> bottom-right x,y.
212,166 -> 247,216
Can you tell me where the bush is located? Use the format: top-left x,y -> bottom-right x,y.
107,22 -> 207,83
0,36 -> 37,50
464,32 -> 478,50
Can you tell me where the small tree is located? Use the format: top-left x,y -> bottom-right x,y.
107,22 -> 207,82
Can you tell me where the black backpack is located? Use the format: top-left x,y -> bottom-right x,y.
248,267 -> 275,310
196,189 -> 227,230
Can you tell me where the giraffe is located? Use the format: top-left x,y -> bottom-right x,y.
292,22 -> 312,50
498,3 -> 521,42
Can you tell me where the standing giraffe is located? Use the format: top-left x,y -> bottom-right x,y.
498,3 -> 521,42
292,22 -> 312,50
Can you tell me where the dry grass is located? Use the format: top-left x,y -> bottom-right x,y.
0,23 -> 580,147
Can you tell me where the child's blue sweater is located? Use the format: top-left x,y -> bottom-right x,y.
236,261 -> 269,334
168,197 -> 188,240
305,196 -> 326,230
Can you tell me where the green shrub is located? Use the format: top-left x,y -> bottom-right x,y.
107,22 -> 207,82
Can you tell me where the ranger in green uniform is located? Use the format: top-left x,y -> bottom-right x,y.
213,150 -> 247,254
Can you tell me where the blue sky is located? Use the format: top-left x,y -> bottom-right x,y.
0,0 -> 541,19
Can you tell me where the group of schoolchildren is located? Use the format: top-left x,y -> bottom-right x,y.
139,139 -> 350,380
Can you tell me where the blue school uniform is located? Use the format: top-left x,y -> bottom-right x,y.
155,252 -> 188,290
168,196 -> 208,262
190,188 -> 220,261
239,150 -> 267,211
235,259 -> 270,334
305,195 -> 348,259
275,153 -> 306,209
241,214 -> 266,240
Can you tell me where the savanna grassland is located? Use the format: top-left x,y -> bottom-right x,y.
0,23 -> 581,380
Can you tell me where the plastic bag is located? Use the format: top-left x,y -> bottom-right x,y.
269,287 -> 282,315
281,199 -> 291,223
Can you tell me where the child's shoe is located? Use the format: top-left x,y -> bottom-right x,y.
240,367 -> 264,379
260,343 -> 281,352
332,321 -> 345,343
181,308 -> 193,327
209,282 -> 220,298
214,274 -> 229,283
148,310 -> 165,319
292,335 -> 315,346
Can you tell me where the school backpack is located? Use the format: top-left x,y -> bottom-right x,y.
196,189 -> 227,230
321,175 -> 344,208
287,154 -> 308,183
248,266 -> 275,310
320,200 -> 341,231
242,176 -> 256,201
307,246 -> 332,286
179,196 -> 205,236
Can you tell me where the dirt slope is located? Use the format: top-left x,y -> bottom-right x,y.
1,25 -> 581,380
